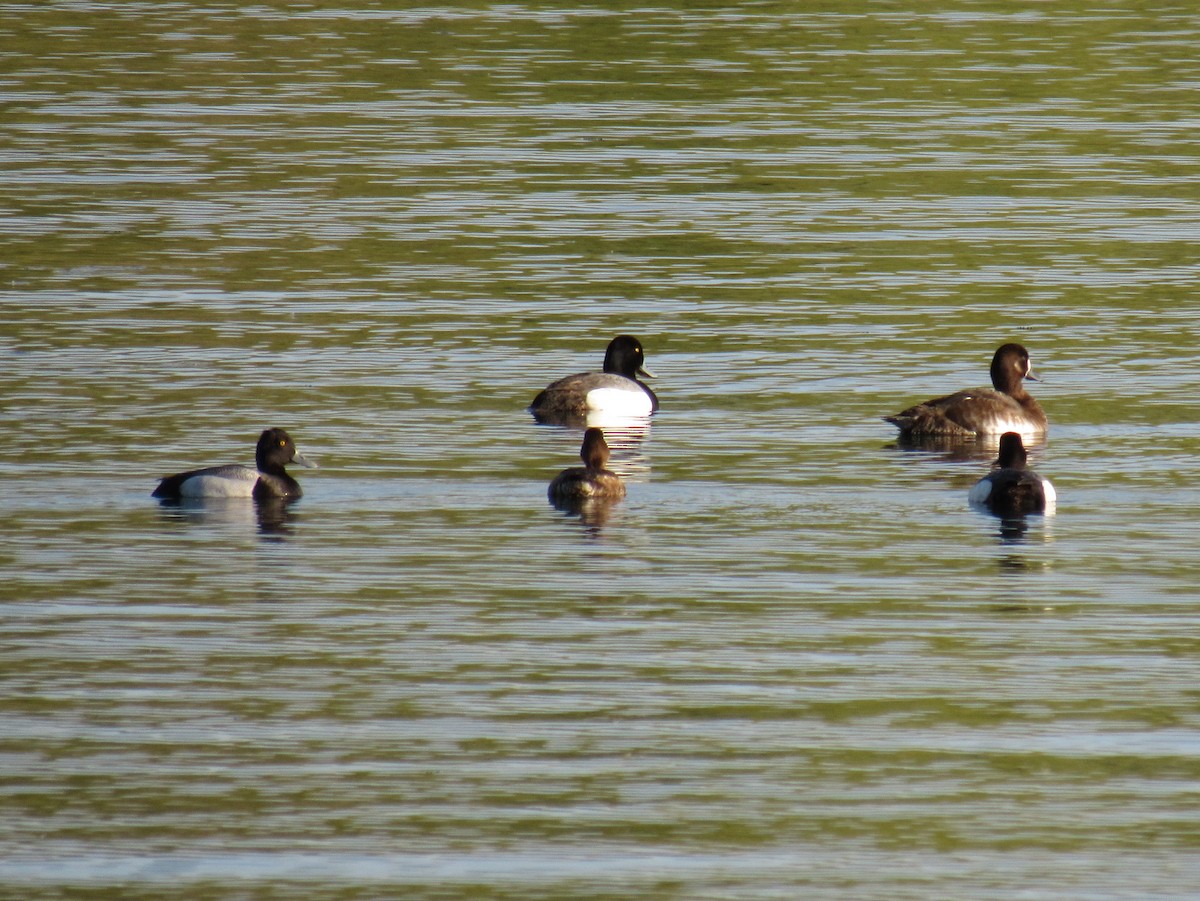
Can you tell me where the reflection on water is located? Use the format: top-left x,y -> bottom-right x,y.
528,405 -> 657,433
889,434 -> 1001,462
549,494 -> 623,537
993,514 -> 1045,546
535,419 -> 654,482
585,419 -> 653,482
155,497 -> 300,539
887,432 -> 1050,463
970,501 -> 1056,559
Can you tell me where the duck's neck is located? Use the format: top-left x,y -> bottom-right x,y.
258,457 -> 288,477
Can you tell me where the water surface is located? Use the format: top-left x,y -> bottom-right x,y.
4,3 -> 1200,899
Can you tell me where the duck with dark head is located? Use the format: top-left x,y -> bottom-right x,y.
530,335 -> 658,426
548,428 -> 626,502
968,431 -> 1056,517
152,428 -> 316,501
886,343 -> 1047,443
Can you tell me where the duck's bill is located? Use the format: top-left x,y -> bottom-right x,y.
293,452 -> 318,469
637,366 -> 656,379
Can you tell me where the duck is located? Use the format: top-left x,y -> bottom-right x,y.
530,335 -> 658,425
885,343 -> 1047,440
152,428 -> 315,500
548,428 -> 626,501
968,431 -> 1056,516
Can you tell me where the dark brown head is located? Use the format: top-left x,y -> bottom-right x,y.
580,427 -> 611,470
995,431 -> 1028,470
989,343 -> 1037,394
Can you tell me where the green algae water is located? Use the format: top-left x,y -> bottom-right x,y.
3,3 -> 1200,898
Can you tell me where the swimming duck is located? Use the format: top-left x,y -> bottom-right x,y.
548,428 -> 626,501
968,431 -> 1056,516
152,428 -> 315,500
886,343 -> 1047,440
530,335 -> 658,425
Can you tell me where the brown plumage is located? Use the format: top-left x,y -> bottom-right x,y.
885,343 -> 1048,439
548,428 -> 626,501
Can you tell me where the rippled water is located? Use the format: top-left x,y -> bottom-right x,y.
4,2 -> 1200,899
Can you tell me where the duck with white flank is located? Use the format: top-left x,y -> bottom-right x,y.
152,428 -> 315,500
530,335 -> 658,425
968,431 -> 1056,516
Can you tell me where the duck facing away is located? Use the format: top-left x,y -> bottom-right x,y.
886,343 -> 1047,441
530,335 -> 658,425
152,428 -> 315,500
968,431 -> 1056,516
548,428 -> 627,501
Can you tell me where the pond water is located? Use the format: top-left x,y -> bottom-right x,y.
4,2 -> 1200,899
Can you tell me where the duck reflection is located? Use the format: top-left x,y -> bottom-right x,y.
252,497 -> 298,538
155,496 -> 299,538
551,494 -> 622,536
968,513 -> 1057,582
888,430 -> 1051,464
592,419 -> 652,481
995,515 -> 1036,544
976,514 -> 1057,581
889,433 -> 1000,462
